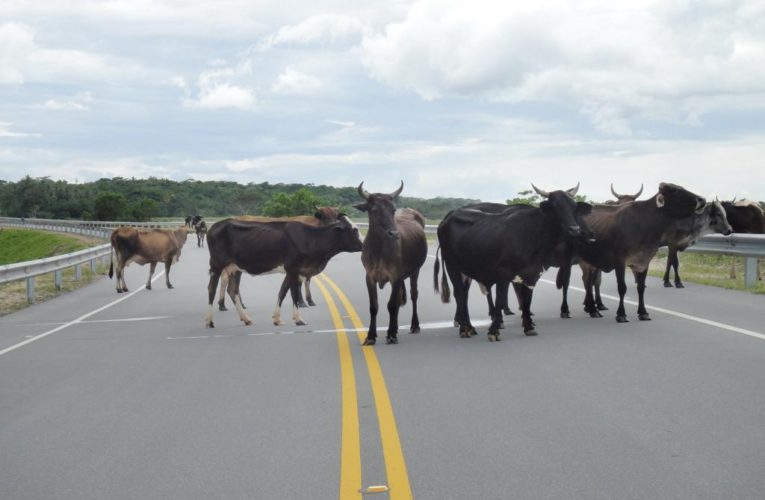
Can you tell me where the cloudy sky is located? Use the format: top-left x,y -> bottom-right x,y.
1,0 -> 764,202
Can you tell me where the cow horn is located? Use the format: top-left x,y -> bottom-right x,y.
566,182 -> 580,197
531,183 -> 550,198
357,182 -> 371,200
610,183 -> 622,199
632,184 -> 643,199
390,180 -> 404,199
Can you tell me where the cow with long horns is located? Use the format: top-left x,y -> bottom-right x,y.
354,181 -> 427,345
605,184 -> 643,205
435,183 -> 591,340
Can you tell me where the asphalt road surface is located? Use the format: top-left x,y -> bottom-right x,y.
1,238 -> 764,500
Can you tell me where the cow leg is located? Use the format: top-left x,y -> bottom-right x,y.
305,278 -> 316,307
634,269 -> 651,321
663,248 -> 674,287
385,280 -> 403,344
218,273 -> 229,311
146,262 -> 157,290
363,275 -> 379,345
614,265 -> 629,323
116,259 -> 127,293
488,283 -> 507,341
409,271 -> 421,334
485,285 -> 501,329
232,273 -> 253,326
164,260 -> 174,289
455,278 -> 471,327
295,278 -> 309,308
557,264 -> 571,319
582,267 -> 602,318
500,282 -> 514,316
205,269 -> 222,328
447,265 -> 474,337
272,276 -> 291,325
594,270 -> 608,310
672,250 -> 684,288
516,282 -> 537,336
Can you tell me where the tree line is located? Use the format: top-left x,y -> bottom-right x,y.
0,176 -> 481,222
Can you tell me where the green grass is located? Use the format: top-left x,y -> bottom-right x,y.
649,250 -> 765,294
0,228 -> 106,316
0,228 -> 94,265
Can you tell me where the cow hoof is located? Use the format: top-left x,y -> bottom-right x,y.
470,328 -> 477,336
146,285 -> 152,290
410,326 -> 420,334
273,320 -> 283,326
663,281 -> 673,288
560,311 -> 571,319
616,315 -> 629,323
639,313 -> 652,321
244,320 -> 253,326
459,330 -> 471,338
386,336 -> 398,344
524,329 -> 537,336
589,311 -> 603,318
295,320 -> 307,326
296,301 -> 308,308
218,305 -> 227,312
206,322 -> 215,328
597,305 -> 609,311
116,289 -> 123,294
307,300 -> 316,307
167,284 -> 174,289
488,333 -> 498,342
503,308 -> 514,316
675,282 -> 684,289
362,337 -> 376,346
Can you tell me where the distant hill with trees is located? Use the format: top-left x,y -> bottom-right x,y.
0,176 -> 480,222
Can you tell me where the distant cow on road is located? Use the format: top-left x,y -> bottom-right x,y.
109,226 -> 189,293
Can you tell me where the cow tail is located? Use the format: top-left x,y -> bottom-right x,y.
433,246 -> 441,293
108,247 -> 114,279
437,247 -> 451,304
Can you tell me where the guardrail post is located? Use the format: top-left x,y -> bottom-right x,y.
75,263 -> 82,281
54,270 -> 63,290
27,277 -> 35,304
90,258 -> 97,274
744,257 -> 757,288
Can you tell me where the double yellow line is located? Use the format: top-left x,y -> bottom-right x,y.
313,274 -> 413,500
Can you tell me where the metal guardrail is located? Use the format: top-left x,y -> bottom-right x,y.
0,218 -> 762,304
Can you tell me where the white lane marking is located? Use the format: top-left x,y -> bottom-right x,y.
538,278 -> 765,341
0,272 -> 166,357
8,316 -> 172,328
165,320 -> 494,341
427,252 -> 765,341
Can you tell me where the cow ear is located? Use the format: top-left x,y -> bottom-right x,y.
314,211 -> 325,221
539,200 -> 553,213
656,194 -> 665,208
353,202 -> 369,212
576,202 -> 592,215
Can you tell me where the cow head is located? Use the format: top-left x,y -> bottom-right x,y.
532,182 -> 593,239
313,206 -> 342,224
331,215 -> 363,252
354,181 -> 403,240
655,183 -> 706,216
709,200 -> 733,235
610,183 -> 643,204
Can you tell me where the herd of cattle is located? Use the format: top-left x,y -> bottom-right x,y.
108,181 -> 765,345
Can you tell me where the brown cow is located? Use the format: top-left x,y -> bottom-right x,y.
354,181 -> 427,345
722,200 -> 765,280
217,207 -> 343,310
109,226 -> 189,293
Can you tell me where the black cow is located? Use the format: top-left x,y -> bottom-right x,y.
662,200 -> 732,287
574,183 -> 706,322
435,184 -> 591,341
204,217 -> 362,328
721,200 -> 765,280
354,181 -> 427,345
193,218 -> 207,248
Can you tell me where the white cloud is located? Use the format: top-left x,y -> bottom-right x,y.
259,14 -> 367,50
361,0 -> 765,134
182,62 -> 256,110
0,122 -> 37,138
42,92 -> 93,111
271,67 -> 322,94
0,22 -> 149,85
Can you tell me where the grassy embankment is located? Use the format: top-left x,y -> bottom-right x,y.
649,250 -> 765,294
0,228 -> 106,315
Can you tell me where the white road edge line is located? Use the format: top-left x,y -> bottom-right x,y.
427,253 -> 765,341
0,272 -> 166,357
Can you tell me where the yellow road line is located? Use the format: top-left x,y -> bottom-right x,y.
313,276 -> 362,500
320,273 -> 414,500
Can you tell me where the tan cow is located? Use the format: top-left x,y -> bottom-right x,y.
109,226 -> 189,293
